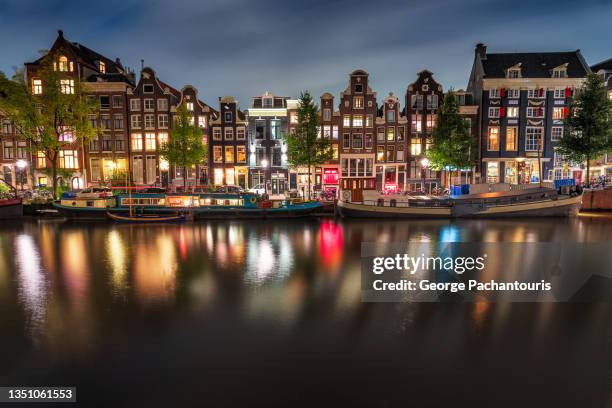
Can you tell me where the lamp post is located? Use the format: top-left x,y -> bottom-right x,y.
16,159 -> 28,191
261,159 -> 269,198
420,157 -> 429,194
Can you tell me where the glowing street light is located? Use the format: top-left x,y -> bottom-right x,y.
420,157 -> 429,194
16,159 -> 28,190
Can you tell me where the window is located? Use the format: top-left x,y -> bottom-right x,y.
397,145 -> 404,161
60,79 -> 74,94
411,138 -> 422,156
386,110 -> 396,122
100,115 -> 111,130
224,127 -> 234,140
2,120 -> 11,134
223,112 -> 232,123
113,95 -> 122,108
131,133 -> 142,151
553,88 -> 567,99
323,108 -> 331,121
342,133 -> 350,149
90,137 -> 99,151
158,114 -> 168,128
398,126 -> 405,141
130,99 -> 141,111
552,68 -> 567,78
486,162 -> 499,183
377,128 -> 385,142
37,151 -> 46,168
157,99 -> 168,111
102,136 -> 112,151
144,114 -> 155,128
59,150 -> 78,169
213,146 -> 223,163
272,147 -> 281,166
263,98 -> 273,108
144,133 -> 156,150
290,112 -> 298,124
157,132 -> 168,146
411,114 -> 421,132
387,127 -> 395,141
365,133 -> 373,149
507,68 -> 521,78
236,127 -> 245,140
552,107 -> 565,120
270,120 -> 280,140
355,84 -> 363,93
527,88 -> 545,98
489,89 -> 500,98
426,95 -> 438,109
551,126 -> 563,141
377,146 -> 385,162
487,127 -> 499,151
213,128 -> 222,140
386,145 -> 395,162
507,89 -> 520,99
32,79 -> 42,95
343,115 -> 351,127
323,126 -> 331,139
353,115 -> 363,127
115,136 -> 125,152
332,126 -> 338,139
332,144 -> 339,159
506,127 -> 517,151
225,146 -> 234,163
99,95 -> 110,109
186,102 -> 194,111
144,99 -> 154,111
526,127 -> 543,151
412,94 -> 423,109
527,107 -> 544,118
506,107 -> 519,118
352,133 -> 362,149
143,84 -> 154,93
237,146 -> 246,163
488,107 -> 500,118
353,96 -> 364,109
58,56 -> 70,72
59,127 -> 74,142
3,141 -> 14,159
426,114 -> 436,131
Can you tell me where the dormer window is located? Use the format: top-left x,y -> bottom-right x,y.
263,97 -> 273,108
552,65 -> 568,78
507,68 -> 521,78
99,61 -> 106,74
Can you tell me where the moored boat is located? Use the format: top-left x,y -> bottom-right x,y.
0,198 -> 23,219
106,212 -> 186,223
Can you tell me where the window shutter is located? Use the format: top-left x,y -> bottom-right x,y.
565,87 -> 571,98
500,107 -> 506,117
563,107 -> 570,118
500,88 -> 506,98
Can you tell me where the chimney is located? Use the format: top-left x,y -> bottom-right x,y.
58,29 -> 64,38
475,43 -> 487,59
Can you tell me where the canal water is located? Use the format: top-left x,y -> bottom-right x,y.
0,217 -> 611,407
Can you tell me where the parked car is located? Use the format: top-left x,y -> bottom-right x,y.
216,185 -> 244,194
247,184 -> 266,195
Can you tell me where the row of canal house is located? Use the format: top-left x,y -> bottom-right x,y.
2,30 -> 611,195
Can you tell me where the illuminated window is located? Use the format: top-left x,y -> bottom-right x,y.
332,126 -> 338,139
131,133 -> 142,151
411,114 -> 421,132
59,150 -> 78,169
60,79 -> 74,94
377,146 -> 385,161
506,107 -> 519,118
58,56 -> 69,72
387,127 -> 395,141
186,102 -> 194,111
343,115 -> 350,127
213,146 -> 223,163
506,127 -> 517,151
366,114 -> 373,127
487,127 -> 499,151
59,127 -> 74,142
225,146 -> 234,163
486,162 -> 499,183
410,138 -> 422,155
353,96 -> 364,109
237,146 -> 246,163
426,114 -> 436,131
290,112 -> 298,124
332,144 -> 338,159
99,61 -> 106,73
525,127 -> 543,151
145,133 -> 156,150
552,107 -> 564,120
198,116 -> 206,128
352,115 -> 363,127
323,126 -> 331,139
157,132 -> 168,145
32,79 -> 42,94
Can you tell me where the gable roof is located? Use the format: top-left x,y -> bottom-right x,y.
481,51 -> 590,78
591,57 -> 612,72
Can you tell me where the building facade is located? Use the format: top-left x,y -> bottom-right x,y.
468,44 -> 589,184
210,96 -> 248,188
405,70 -> 443,191
247,92 -> 289,194
590,58 -> 612,179
375,93 -> 408,192
23,30 -> 135,190
338,70 -> 377,202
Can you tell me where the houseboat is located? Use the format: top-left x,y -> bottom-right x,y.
0,197 -> 23,219
53,190 -> 323,220
337,187 -> 582,219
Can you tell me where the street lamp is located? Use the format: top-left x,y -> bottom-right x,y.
261,159 -> 269,197
16,159 -> 28,191
420,157 -> 429,194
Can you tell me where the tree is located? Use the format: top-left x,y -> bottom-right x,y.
426,90 -> 474,185
285,91 -> 334,200
0,55 -> 97,198
158,103 -> 205,190
557,73 -> 612,185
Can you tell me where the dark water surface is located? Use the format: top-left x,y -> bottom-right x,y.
1,217 -> 612,407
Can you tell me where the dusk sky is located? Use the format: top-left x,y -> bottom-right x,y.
1,0 -> 611,107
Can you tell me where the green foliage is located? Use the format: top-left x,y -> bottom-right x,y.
158,103 -> 206,188
426,90 -> 474,173
557,73 -> 612,182
0,54 -> 98,198
285,91 -> 334,199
